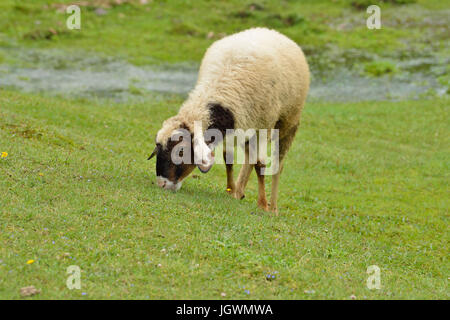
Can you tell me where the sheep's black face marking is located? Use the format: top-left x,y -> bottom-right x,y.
155,127 -> 196,189
156,146 -> 195,181
155,143 -> 174,179
208,103 -> 235,138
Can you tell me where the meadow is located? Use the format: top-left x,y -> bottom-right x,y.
0,0 -> 448,299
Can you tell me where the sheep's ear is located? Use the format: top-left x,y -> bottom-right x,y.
147,145 -> 159,160
194,138 -> 215,173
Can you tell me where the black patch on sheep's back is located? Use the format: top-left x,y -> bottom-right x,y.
274,119 -> 282,130
179,122 -> 191,133
208,103 -> 235,137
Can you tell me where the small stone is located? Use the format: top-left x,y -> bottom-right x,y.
20,286 -> 41,297
95,8 -> 108,16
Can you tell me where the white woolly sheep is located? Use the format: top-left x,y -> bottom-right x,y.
148,27 -> 310,214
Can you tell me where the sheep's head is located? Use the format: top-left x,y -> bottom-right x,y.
148,117 -> 215,191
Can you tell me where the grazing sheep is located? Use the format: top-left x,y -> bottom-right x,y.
148,27 -> 310,214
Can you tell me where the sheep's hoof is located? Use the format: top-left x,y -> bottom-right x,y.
269,204 -> 278,216
233,191 -> 245,200
258,199 -> 269,211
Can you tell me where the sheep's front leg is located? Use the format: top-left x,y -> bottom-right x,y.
223,150 -> 235,194
255,161 -> 268,211
234,163 -> 253,200
234,144 -> 253,200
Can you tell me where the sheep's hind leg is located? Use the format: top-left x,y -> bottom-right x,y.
255,161 -> 268,211
269,124 -> 298,215
269,165 -> 283,215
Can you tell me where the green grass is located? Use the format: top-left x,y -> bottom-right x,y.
0,90 -> 448,299
0,0 -> 448,65
0,0 -> 448,300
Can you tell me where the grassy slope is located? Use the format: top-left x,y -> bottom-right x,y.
0,91 -> 448,299
0,0 -> 448,300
